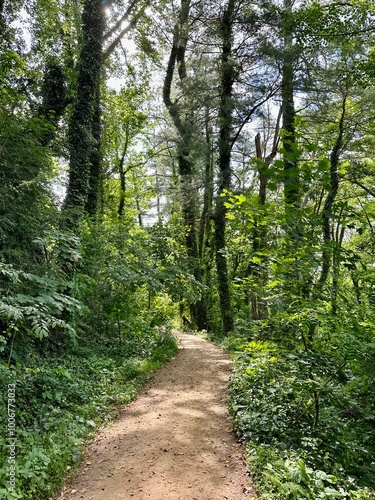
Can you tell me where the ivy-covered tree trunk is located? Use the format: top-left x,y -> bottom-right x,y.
63,0 -> 104,225
308,94 -> 346,342
163,0 -> 209,331
280,0 -> 304,307
214,0 -> 235,334
38,60 -> 68,147
85,86 -> 102,216
282,0 -> 299,209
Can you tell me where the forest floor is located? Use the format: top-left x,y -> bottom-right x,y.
53,331 -> 256,500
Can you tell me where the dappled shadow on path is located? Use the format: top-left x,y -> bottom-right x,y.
56,332 -> 253,500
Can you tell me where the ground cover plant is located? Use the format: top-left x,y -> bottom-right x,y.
0,326 -> 177,499
224,321 -> 375,499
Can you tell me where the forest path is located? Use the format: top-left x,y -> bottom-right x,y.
55,331 -> 255,500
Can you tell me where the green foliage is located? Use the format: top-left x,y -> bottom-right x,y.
82,218 -> 203,342
0,262 -> 83,360
2,1 -> 375,499
247,446 -> 375,500
227,332 -> 375,499
222,97 -> 375,496
0,46 -> 60,268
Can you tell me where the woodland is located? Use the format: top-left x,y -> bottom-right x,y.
0,0 -> 375,498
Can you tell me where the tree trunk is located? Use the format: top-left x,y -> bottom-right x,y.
282,0 -> 299,209
199,106 -> 214,262
246,117 -> 280,320
249,133 -> 268,319
214,0 -> 236,334
308,94 -> 346,341
319,95 -> 346,287
332,223 -> 345,316
117,125 -> 130,218
196,106 -> 214,331
162,0 -> 209,331
86,86 -> 102,216
0,0 -> 5,37
38,61 -> 68,147
63,0 -> 104,226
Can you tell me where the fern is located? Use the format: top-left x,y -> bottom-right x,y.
0,262 -> 83,354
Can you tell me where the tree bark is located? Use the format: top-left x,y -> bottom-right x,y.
282,0 -> 299,208
63,0 -> 104,225
332,222 -> 345,316
319,95 -> 346,287
199,106 -> 214,261
197,105 -> 214,331
38,61 -> 68,147
162,0 -> 209,331
249,133 -> 268,319
86,85 -> 102,216
214,0 -> 236,334
117,125 -> 130,218
246,117 -> 280,320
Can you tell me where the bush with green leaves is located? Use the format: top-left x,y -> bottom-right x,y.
81,219 -> 203,342
0,262 -> 83,363
247,446 -> 375,500
226,333 -> 375,499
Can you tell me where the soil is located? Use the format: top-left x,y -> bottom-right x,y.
54,331 -> 256,500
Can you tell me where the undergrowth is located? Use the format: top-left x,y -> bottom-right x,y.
220,325 -> 375,500
0,327 -> 177,499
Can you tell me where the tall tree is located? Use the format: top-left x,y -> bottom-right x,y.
63,0 -> 105,225
163,0 -> 209,330
282,0 -> 299,209
213,0 -> 236,334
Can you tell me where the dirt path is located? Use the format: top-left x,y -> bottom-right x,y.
55,332 -> 255,500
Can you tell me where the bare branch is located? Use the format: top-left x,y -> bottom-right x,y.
103,5 -> 147,61
230,85 -> 280,150
103,0 -> 137,42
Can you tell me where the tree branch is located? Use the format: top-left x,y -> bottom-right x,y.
230,85 -> 279,150
103,0 -> 137,42
350,179 -> 375,197
103,5 -> 147,61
